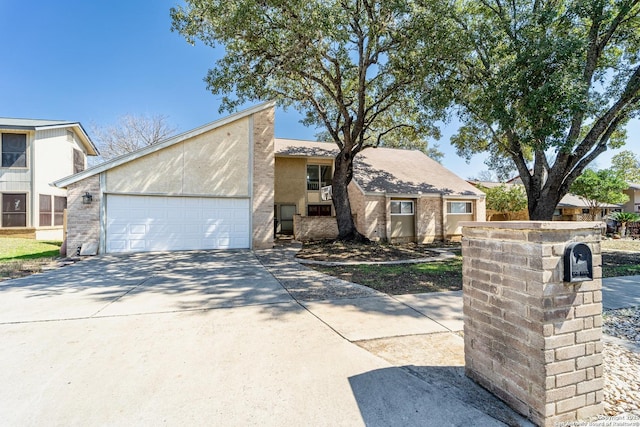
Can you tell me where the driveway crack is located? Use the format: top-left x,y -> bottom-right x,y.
89,277 -> 152,318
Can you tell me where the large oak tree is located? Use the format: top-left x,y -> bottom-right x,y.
430,0 -> 640,219
171,0 -> 444,240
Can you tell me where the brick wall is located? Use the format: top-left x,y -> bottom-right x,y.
251,108 -> 275,249
293,214 -> 339,241
462,221 -> 603,427
66,175 -> 101,256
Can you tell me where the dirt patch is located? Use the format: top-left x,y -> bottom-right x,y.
301,239 -> 638,295
296,240 -> 459,262
0,258 -> 59,281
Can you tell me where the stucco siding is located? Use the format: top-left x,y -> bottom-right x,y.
274,157 -> 306,215
105,118 -> 251,196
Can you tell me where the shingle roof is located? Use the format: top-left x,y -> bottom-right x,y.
627,182 -> 640,190
275,139 -> 484,197
0,118 -> 76,128
0,117 -> 98,156
557,193 -> 622,209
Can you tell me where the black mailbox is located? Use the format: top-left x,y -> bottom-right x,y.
564,243 -> 593,283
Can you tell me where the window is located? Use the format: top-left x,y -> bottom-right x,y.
2,193 -> 27,227
447,201 -> 472,214
582,208 -> 590,214
73,149 -> 84,174
2,134 -> 27,168
39,195 -> 52,226
390,200 -> 414,215
306,164 -> 332,191
54,196 -> 66,226
308,204 -> 332,216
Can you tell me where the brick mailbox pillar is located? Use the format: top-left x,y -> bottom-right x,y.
461,222 -> 604,427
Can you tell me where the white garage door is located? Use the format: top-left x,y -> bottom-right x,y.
106,195 -> 250,253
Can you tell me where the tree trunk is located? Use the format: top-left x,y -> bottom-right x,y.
527,191 -> 560,220
332,149 -> 367,242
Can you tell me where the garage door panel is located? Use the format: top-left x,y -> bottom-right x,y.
106,195 -> 250,253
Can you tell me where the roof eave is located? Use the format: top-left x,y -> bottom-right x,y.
54,100 -> 276,188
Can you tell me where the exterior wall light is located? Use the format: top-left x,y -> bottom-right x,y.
82,192 -> 93,205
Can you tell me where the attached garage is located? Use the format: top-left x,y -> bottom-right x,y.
54,102 -> 275,255
105,195 -> 250,253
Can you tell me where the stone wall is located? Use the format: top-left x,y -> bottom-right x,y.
251,108 -> 275,249
462,221 -> 603,427
66,175 -> 101,256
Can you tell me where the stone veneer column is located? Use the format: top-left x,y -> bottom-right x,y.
251,107 -> 275,249
461,221 -> 604,427
66,175 -> 101,256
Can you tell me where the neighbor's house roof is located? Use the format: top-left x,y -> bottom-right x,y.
54,101 -> 276,188
0,117 -> 98,156
275,139 -> 484,197
557,193 -> 621,209
627,182 -> 640,190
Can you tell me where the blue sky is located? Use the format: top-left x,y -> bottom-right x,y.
0,1 -> 636,178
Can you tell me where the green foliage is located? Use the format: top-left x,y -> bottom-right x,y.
418,0 -> 640,219
609,211 -> 640,224
570,169 -> 629,218
0,239 -> 61,261
611,150 -> 640,183
171,0 -> 449,239
480,184 -> 528,220
171,0 -> 444,153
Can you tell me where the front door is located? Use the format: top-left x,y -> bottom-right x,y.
279,205 -> 296,235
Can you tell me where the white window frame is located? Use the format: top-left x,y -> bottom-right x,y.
447,201 -> 473,215
390,200 -> 414,216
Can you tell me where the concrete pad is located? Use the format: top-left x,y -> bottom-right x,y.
0,302 -> 505,426
98,264 -> 290,316
301,295 -> 448,341
0,260 -> 149,323
357,332 -> 465,367
602,276 -> 640,310
394,291 -> 464,332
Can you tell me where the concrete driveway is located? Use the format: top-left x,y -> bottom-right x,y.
0,250 -> 527,426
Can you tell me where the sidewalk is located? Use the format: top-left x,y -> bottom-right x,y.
255,244 -> 533,427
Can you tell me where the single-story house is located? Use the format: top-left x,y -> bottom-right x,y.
1,118 -> 98,240
275,139 -> 486,243
55,102 -> 484,254
54,102 -> 275,254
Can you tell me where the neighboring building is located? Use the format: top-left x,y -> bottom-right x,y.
622,182 -> 640,214
470,179 -> 621,221
553,193 -> 620,221
0,118 -> 98,240
275,139 -> 486,243
54,102 -> 275,254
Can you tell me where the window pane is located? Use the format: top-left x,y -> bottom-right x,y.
320,165 -> 332,187
54,196 -> 67,226
307,165 -> 320,190
448,202 -> 472,214
390,201 -> 401,214
2,134 -> 27,167
308,204 -> 332,217
40,194 -> 52,227
73,149 -> 84,174
2,193 -> 27,227
401,201 -> 414,214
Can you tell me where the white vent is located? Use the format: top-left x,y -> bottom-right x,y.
320,185 -> 332,201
